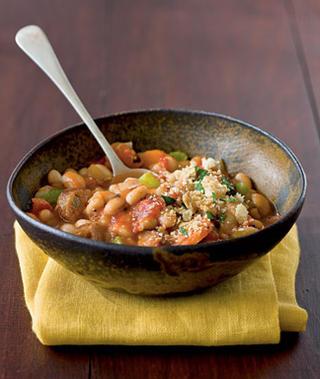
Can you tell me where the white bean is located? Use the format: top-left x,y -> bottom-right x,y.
164,155 -> 178,172
232,227 -> 257,238
48,169 -> 63,187
250,207 -> 261,219
79,167 -> 88,176
100,190 -> 116,202
109,178 -> 140,196
60,223 -> 76,234
85,192 -> 105,217
124,177 -> 140,188
104,196 -> 125,215
126,185 -> 148,205
75,219 -> 91,228
234,172 -> 252,190
248,219 -> 264,229
109,183 -> 121,194
62,171 -> 86,189
39,209 -> 57,226
87,164 -> 112,184
251,193 -> 271,217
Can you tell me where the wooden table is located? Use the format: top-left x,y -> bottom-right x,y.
1,1 -> 319,378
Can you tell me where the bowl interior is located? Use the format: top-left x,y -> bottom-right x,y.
11,110 -> 304,218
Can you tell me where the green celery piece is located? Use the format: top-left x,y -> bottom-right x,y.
37,188 -> 63,206
221,176 -> 236,195
139,172 -> 160,188
236,182 -> 249,195
169,151 -> 188,161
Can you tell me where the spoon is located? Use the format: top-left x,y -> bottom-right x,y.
15,25 -> 148,181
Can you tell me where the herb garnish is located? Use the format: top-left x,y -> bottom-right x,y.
220,196 -> 237,203
195,181 -> 205,193
162,195 -> 176,205
179,226 -> 188,236
195,166 -> 209,181
212,192 -> 217,202
194,167 -> 208,193
221,176 -> 236,195
219,213 -> 226,223
206,211 -> 214,220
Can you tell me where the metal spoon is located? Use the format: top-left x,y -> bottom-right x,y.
15,25 -> 148,180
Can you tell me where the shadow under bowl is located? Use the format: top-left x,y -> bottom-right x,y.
7,109 -> 306,295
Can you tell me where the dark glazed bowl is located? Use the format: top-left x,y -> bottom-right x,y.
7,110 -> 306,296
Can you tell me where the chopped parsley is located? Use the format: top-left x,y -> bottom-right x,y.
221,176 -> 236,195
162,195 -> 176,205
212,192 -> 237,204
206,211 -> 214,220
194,167 -> 208,193
179,226 -> 188,236
195,181 -> 205,193
221,196 -> 237,203
219,213 -> 226,223
195,166 -> 209,181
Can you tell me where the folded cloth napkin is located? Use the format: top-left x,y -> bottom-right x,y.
14,222 -> 307,346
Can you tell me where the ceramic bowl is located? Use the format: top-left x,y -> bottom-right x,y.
7,110 -> 306,295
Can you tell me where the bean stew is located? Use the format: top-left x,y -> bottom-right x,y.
26,142 -> 280,246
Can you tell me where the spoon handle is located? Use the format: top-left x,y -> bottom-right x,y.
15,25 -> 127,175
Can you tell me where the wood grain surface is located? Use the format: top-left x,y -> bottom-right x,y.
1,1 -> 319,378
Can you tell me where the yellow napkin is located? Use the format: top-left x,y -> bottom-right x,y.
14,222 -> 307,346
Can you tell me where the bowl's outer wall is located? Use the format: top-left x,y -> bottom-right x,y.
17,208 -> 300,295
10,110 -> 305,295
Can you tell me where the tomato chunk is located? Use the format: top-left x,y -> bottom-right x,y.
31,198 -> 53,215
109,211 -> 134,238
174,219 -> 212,246
92,156 -> 107,165
138,149 -> 167,169
190,156 -> 203,168
138,231 -> 162,247
132,195 -> 165,233
202,229 -> 220,243
112,142 -> 142,168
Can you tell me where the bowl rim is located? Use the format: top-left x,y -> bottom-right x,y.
7,108 -> 307,254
